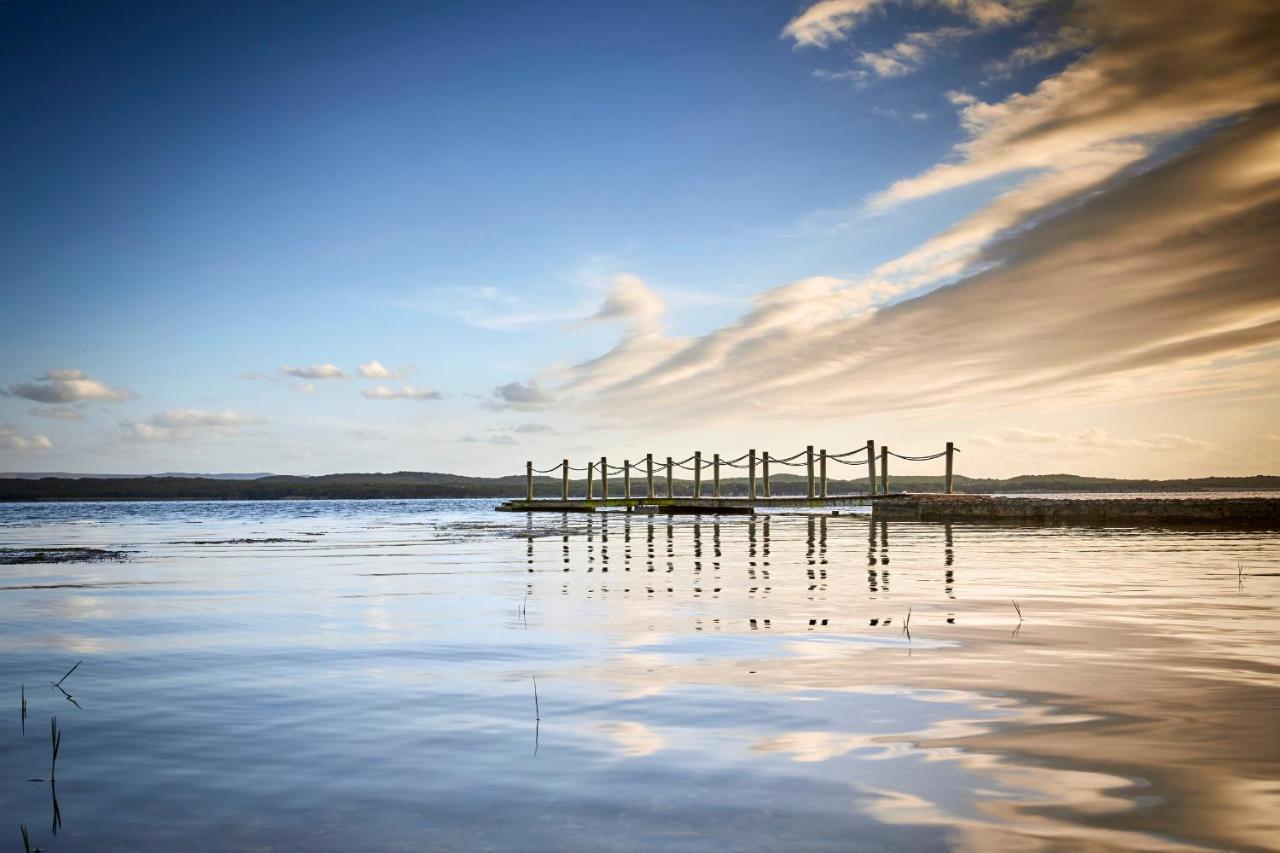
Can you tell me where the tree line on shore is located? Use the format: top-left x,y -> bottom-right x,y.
1,471 -> 1277,501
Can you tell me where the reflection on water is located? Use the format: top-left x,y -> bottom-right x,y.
1,499 -> 1278,851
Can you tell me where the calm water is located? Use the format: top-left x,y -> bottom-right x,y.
1,500 -> 1278,851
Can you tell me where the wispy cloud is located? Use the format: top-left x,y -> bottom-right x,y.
4,369 -> 133,404
29,406 -> 86,422
971,428 -> 1216,454
361,385 -> 443,401
120,409 -> 265,442
279,364 -> 346,380
0,425 -> 53,452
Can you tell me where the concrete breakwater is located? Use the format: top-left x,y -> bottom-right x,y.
872,494 -> 1280,527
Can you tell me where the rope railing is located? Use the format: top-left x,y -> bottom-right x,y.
520,441 -> 959,501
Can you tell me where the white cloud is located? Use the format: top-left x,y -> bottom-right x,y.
29,406 -> 86,422
120,409 -> 264,442
487,380 -> 556,410
0,425 -> 53,451
279,364 -> 346,380
971,428 -> 1216,453
782,0 -> 1031,48
361,385 -> 443,401
782,0 -> 885,48
4,369 -> 133,404
356,360 -> 410,380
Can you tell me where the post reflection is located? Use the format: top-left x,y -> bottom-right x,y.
519,513 -> 962,632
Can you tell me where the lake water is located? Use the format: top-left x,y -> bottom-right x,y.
2,499 -> 1278,851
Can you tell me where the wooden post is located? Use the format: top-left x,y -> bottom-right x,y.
586,461 -> 595,500
763,452 -> 771,497
693,451 -> 702,499
601,456 -> 609,501
866,440 -> 876,496
748,449 -> 757,499
806,445 -> 815,499
880,446 -> 889,495
623,459 -> 631,499
820,449 -> 828,498
561,459 -> 569,500
526,461 -> 533,501
945,441 -> 955,494
646,453 -> 655,498
713,453 -> 721,498
666,456 -> 674,498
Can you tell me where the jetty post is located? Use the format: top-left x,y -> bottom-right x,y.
623,459 -> 631,499
526,461 -> 533,500
820,449 -> 828,498
713,453 -> 721,498
561,460 -> 569,500
646,453 -> 655,498
880,446 -> 889,495
763,451 -> 772,497
945,441 -> 955,494
694,451 -> 703,499
586,462 -> 595,499
806,445 -> 815,499
666,456 -> 674,498
866,440 -> 877,495
601,456 -> 609,501
748,449 -> 757,499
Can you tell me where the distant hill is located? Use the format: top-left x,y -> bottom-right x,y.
1,472 -> 273,480
1,471 -> 1277,501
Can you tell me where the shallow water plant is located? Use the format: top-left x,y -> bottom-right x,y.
50,717 -> 61,781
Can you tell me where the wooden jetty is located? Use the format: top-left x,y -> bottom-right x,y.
497,441 -> 956,514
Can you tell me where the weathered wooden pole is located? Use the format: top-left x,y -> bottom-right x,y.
586,461 -> 595,499
526,461 -> 534,501
601,456 -> 609,501
945,441 -> 955,494
646,453 -> 655,498
763,451 -> 772,497
666,456 -> 674,498
693,451 -> 702,499
561,459 -> 569,500
623,459 -> 631,499
748,449 -> 757,499
880,446 -> 889,495
806,445 -> 815,499
713,453 -> 722,497
820,449 -> 828,498
866,440 -> 877,495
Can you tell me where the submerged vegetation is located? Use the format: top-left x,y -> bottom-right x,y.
2,472 -> 1277,501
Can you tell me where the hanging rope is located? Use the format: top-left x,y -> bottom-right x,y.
887,450 -> 948,461
531,465 -> 562,474
829,455 -> 869,466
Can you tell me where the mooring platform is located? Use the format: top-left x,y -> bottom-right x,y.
497,493 -> 1280,527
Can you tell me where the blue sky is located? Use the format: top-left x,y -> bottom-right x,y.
2,0 -> 1278,476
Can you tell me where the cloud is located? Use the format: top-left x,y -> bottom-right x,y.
29,406 -> 86,422
356,360 -> 410,380
544,104 -> 1280,425
782,0 -> 885,48
1,425 -> 53,451
843,27 -> 971,82
120,409 -> 264,442
4,369 -> 133,404
487,380 -> 557,410
402,285 -> 585,331
361,385 -> 443,401
460,434 -> 519,445
782,0 -> 1029,48
510,422 -> 556,434
869,1 -> 1280,211
279,364 -> 346,380
971,428 -> 1216,454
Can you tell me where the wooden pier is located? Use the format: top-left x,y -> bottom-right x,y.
497,441 -> 957,514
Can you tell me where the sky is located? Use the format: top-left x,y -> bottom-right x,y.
2,0 -> 1278,478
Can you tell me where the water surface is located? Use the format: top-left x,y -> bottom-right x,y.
2,500 -> 1277,851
